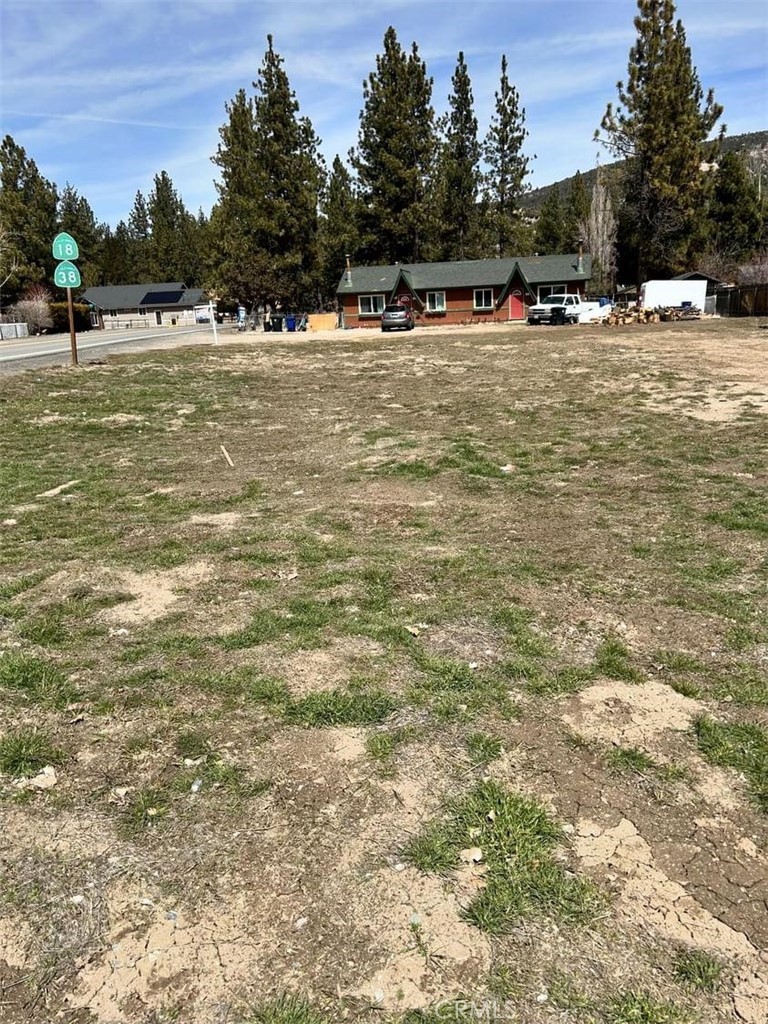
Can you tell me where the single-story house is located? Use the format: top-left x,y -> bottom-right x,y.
81,282 -> 208,329
336,253 -> 592,328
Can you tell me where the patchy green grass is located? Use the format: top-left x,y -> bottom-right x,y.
245,995 -> 331,1024
0,727 -> 64,777
122,787 -> 169,833
404,780 -> 603,933
282,686 -> 398,727
694,717 -> 768,811
493,604 -> 550,658
526,666 -> 595,696
594,637 -> 642,682
607,747 -> 690,788
607,746 -> 658,775
365,726 -> 420,774
17,611 -> 71,647
0,652 -> 78,707
672,947 -> 725,992
604,990 -> 689,1023
466,731 -> 503,764
706,494 -> 768,535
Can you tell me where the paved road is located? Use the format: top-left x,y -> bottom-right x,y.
0,324 -> 223,374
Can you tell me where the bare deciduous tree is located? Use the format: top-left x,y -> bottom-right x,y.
737,256 -> 768,286
10,283 -> 53,334
0,221 -> 20,297
580,170 -> 617,294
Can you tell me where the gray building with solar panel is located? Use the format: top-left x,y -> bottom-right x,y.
81,282 -> 208,329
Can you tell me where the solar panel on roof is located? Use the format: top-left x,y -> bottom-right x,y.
140,290 -> 184,306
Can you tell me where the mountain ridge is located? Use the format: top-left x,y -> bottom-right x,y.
521,130 -> 768,210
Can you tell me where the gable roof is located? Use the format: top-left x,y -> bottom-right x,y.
337,254 -> 591,298
82,282 -> 206,310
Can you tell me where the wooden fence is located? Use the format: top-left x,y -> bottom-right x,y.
715,285 -> 768,317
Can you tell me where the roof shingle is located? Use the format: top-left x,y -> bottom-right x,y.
337,254 -> 591,296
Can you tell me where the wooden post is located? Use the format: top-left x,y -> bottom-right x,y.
67,287 -> 78,365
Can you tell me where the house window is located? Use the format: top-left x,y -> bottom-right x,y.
108,309 -> 117,318
537,284 -> 567,302
426,291 -> 446,312
473,289 -> 493,310
138,307 -> 147,316
358,294 -> 385,315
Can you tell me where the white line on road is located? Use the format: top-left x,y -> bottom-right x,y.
0,327 -> 211,363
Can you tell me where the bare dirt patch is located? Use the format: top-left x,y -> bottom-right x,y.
98,561 -> 213,626
562,679 -> 702,749
574,817 -> 768,1024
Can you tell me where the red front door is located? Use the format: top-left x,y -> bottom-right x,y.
510,288 -> 524,320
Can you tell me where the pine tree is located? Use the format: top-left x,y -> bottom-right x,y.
318,156 -> 360,304
146,171 -> 197,284
433,52 -> 482,261
100,222 -> 135,284
598,0 -> 723,281
0,134 -> 58,304
57,184 -> 104,288
482,55 -> 531,257
128,191 -> 151,282
535,188 -> 567,254
705,151 -> 764,272
352,26 -> 437,264
213,38 -> 324,307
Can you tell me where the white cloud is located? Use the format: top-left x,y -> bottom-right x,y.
2,0 -> 764,226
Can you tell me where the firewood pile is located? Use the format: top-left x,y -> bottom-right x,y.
602,305 -> 702,326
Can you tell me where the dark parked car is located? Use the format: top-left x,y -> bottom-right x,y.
381,303 -> 414,332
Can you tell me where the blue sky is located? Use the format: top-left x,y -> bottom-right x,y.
1,0 -> 766,228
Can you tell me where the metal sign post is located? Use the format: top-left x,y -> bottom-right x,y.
209,296 -> 219,345
52,234 -> 81,366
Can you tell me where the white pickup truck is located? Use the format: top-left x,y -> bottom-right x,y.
527,294 -> 611,325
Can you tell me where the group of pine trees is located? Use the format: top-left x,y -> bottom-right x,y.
1,0 -> 766,314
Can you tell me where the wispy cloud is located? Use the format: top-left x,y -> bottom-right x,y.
2,0 -> 764,226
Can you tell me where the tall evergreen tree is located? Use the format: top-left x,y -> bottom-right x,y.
482,55 -> 531,257
100,221 -> 135,285
535,188 -> 567,254
58,184 -> 104,288
318,156 -> 360,304
213,37 -> 324,307
705,151 -> 764,270
146,170 -> 197,284
128,190 -> 151,282
351,27 -> 437,264
0,135 -> 58,304
598,0 -> 723,281
433,52 -> 482,261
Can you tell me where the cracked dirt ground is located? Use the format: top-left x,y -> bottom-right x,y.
1,317 -> 767,1023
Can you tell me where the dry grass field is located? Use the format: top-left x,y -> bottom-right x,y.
0,318 -> 766,1024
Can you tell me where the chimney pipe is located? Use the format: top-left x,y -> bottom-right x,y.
345,254 -> 352,284
577,238 -> 584,274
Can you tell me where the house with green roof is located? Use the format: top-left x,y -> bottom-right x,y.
336,254 -> 592,328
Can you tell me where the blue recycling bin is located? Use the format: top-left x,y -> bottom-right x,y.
286,314 -> 296,332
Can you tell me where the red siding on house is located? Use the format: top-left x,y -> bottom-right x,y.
340,272 -> 588,329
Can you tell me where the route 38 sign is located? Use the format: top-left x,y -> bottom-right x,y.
54,261 -> 82,288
